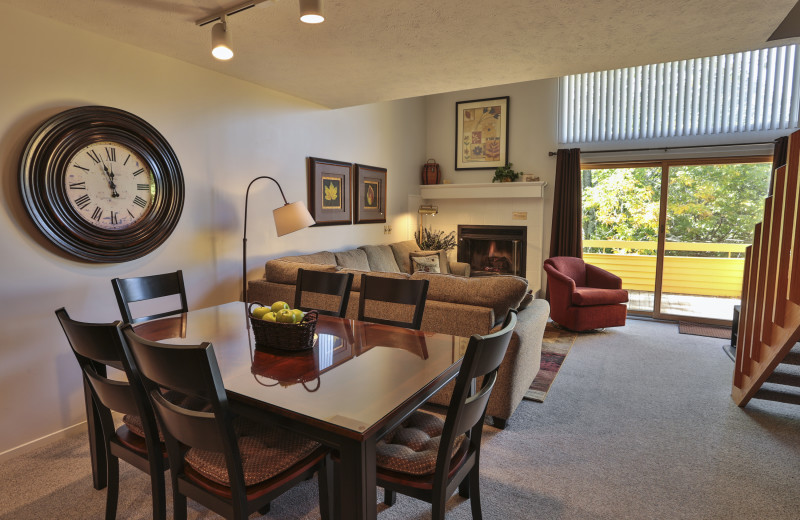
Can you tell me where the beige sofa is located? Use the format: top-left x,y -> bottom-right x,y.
247,240 -> 550,428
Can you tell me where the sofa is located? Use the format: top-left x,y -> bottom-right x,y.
248,239 -> 550,428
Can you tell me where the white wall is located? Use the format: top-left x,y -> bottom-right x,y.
0,4 -> 426,455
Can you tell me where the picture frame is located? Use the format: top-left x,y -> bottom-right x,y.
455,96 -> 509,170
353,163 -> 387,224
307,157 -> 352,226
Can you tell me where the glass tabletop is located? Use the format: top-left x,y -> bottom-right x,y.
133,301 -> 467,435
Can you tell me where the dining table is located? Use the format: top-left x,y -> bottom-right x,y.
131,301 -> 468,520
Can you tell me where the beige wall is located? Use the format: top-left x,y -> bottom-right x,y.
0,4 -> 426,455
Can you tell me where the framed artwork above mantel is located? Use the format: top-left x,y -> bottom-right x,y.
455,96 -> 509,170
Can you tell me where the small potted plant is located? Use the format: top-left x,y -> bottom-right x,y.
492,163 -> 521,183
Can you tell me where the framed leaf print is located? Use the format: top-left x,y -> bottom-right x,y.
353,164 -> 387,224
307,157 -> 352,226
455,96 -> 509,170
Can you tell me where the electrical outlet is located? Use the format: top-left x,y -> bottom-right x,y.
383,225 -> 392,234
512,211 -> 527,220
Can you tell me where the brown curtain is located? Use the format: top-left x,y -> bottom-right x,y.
769,136 -> 789,196
549,148 -> 583,259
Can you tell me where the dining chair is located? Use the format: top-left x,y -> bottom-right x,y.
111,270 -> 188,324
55,308 -> 167,520
375,310 -> 518,519
294,268 -> 354,318
357,275 -> 429,330
121,325 -> 333,520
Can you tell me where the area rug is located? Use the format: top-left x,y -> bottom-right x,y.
524,322 -> 578,402
678,321 -> 732,340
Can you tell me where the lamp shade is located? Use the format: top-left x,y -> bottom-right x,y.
299,0 -> 324,23
273,201 -> 315,236
211,21 -> 233,60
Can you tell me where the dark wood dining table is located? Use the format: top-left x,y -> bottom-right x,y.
132,301 -> 467,520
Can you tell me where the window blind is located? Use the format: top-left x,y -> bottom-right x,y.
559,44 -> 800,144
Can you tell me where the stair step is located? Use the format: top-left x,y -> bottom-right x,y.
753,387 -> 800,406
783,347 -> 800,366
766,370 -> 800,387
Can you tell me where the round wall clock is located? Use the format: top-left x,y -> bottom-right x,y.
19,106 -> 184,263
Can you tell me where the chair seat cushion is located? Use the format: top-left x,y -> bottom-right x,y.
376,411 -> 464,476
572,287 -> 629,306
184,418 -> 320,487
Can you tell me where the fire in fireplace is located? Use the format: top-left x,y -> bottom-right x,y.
457,225 -> 526,277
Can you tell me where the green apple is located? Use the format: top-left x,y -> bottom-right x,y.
292,309 -> 305,322
276,308 -> 297,323
263,311 -> 277,322
271,301 -> 290,313
251,306 -> 271,319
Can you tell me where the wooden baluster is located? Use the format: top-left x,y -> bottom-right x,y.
744,224 -> 763,376
761,172 -> 786,344
734,246 -> 751,388
789,134 -> 800,305
752,201 -> 773,362
774,163 -> 796,327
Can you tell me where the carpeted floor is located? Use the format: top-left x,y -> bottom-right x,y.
3,318 -> 800,519
678,320 -> 733,339
524,322 -> 578,402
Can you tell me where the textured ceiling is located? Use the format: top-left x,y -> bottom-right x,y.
4,0 -> 799,108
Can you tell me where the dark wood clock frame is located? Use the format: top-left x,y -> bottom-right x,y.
19,106 -> 184,263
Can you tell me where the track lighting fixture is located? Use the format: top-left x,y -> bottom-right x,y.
197,0 -> 325,60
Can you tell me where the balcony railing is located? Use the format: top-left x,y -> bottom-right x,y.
583,240 -> 747,298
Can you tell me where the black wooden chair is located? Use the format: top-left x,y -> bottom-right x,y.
55,308 -> 167,520
294,268 -> 354,318
357,275 -> 429,330
111,270 -> 188,324
121,326 -> 333,520
375,311 -> 518,519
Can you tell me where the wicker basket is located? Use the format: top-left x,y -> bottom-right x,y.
248,302 -> 318,351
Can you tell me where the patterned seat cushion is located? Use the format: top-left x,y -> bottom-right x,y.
184,418 -> 321,487
376,411 -> 465,476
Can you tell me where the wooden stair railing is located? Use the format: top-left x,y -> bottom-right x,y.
732,128 -> 800,407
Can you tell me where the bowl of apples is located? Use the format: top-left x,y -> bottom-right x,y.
248,301 -> 318,351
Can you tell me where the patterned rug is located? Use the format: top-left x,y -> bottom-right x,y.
678,321 -> 732,340
524,322 -> 579,402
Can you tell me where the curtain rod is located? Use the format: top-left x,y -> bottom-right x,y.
547,140 -> 778,156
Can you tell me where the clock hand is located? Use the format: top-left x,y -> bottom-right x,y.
100,159 -> 120,198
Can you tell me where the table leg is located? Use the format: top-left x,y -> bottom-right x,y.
337,437 -> 377,520
83,378 -> 107,490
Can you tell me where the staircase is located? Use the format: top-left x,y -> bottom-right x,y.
732,128 -> 800,407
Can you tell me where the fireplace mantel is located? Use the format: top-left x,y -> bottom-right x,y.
419,181 -> 546,200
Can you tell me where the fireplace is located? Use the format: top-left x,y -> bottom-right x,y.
457,225 -> 526,278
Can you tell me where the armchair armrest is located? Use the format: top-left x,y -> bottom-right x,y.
448,261 -> 471,277
543,263 -> 577,293
585,263 -> 623,289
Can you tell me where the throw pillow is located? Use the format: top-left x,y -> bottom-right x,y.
359,245 -> 401,273
409,251 -> 441,273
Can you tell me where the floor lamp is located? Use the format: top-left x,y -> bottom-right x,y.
242,176 -> 315,302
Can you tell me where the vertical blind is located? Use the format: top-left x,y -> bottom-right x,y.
559,44 -> 800,144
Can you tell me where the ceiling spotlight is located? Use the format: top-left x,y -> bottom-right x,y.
211,16 -> 233,60
299,0 -> 324,24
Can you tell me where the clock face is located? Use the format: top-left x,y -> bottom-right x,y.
65,142 -> 156,230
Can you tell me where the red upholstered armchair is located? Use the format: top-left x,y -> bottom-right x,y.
544,256 -> 629,332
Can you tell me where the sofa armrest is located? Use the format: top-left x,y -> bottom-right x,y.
585,263 -> 622,289
448,261 -> 471,277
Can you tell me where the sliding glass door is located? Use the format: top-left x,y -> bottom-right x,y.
582,157 -> 772,323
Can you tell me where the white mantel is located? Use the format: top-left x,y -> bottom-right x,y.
419,181 -> 546,200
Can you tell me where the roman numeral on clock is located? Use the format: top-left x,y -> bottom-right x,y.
110,212 -> 118,225
73,164 -> 89,172
137,183 -> 150,191
131,168 -> 144,177
133,196 -> 147,208
74,194 -> 91,210
87,150 -> 102,164
91,207 -> 103,221
69,182 -> 86,190
105,147 -> 116,161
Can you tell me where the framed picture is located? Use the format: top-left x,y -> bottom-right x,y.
307,157 -> 352,226
455,96 -> 509,170
353,164 -> 387,224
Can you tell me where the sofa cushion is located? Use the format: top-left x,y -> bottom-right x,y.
338,268 -> 410,292
572,287 -> 629,306
409,251 -> 441,273
389,240 -> 420,274
334,249 -> 371,271
265,260 -> 339,285
279,251 -> 336,265
359,245 -> 401,273
411,272 -> 528,322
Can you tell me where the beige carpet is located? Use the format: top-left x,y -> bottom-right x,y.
524,322 -> 578,402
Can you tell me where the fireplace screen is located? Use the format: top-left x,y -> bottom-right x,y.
457,225 -> 526,277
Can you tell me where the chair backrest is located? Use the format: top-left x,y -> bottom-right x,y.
544,256 -> 587,286
55,308 -> 160,451
294,268 -> 354,318
435,311 -> 517,482
357,275 -> 429,330
112,270 -> 188,324
121,326 -> 246,491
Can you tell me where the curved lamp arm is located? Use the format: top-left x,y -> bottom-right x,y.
242,176 -> 314,302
